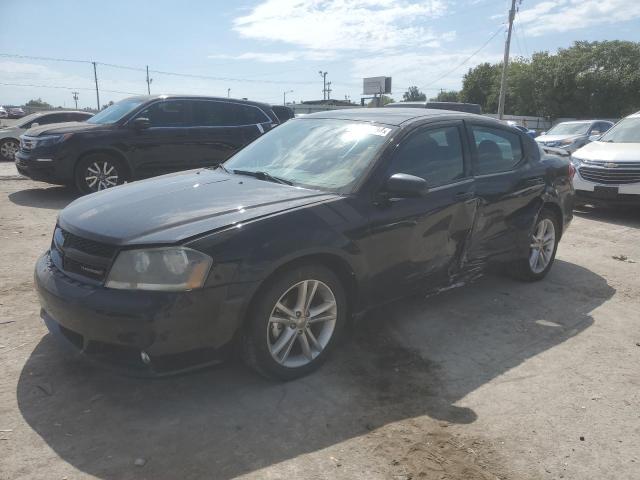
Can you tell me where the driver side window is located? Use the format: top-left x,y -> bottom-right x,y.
389,125 -> 465,187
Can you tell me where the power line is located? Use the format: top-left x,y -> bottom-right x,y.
0,81 -> 141,95
0,53 -> 90,64
420,25 -> 506,90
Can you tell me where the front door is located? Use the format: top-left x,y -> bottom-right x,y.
364,122 -> 478,305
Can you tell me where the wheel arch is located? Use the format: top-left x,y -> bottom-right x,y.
540,201 -> 563,238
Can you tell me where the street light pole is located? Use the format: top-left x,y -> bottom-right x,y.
283,90 -> 293,105
227,88 -> 231,98
72,91 -> 79,109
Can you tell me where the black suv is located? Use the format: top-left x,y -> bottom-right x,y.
15,95 -> 280,193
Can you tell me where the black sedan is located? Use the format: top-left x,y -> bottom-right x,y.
35,108 -> 574,379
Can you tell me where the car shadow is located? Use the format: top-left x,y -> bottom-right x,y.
574,204 -> 640,229
8,186 -> 79,210
16,260 -> 612,479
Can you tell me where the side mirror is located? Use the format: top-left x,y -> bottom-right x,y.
385,173 -> 428,198
132,117 -> 151,130
588,134 -> 601,142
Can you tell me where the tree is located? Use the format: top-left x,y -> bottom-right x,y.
459,41 -> 640,117
24,98 -> 53,110
430,90 -> 460,102
402,86 -> 426,102
367,95 -> 394,107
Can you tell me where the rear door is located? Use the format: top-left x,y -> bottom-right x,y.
464,122 -> 543,263
364,121 -> 477,303
128,99 -> 193,177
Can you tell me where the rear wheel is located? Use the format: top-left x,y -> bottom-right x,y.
75,153 -> 128,194
512,208 -> 560,281
0,138 -> 19,161
242,264 -> 346,380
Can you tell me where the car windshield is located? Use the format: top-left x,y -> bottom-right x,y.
86,98 -> 147,124
546,122 -> 590,136
224,118 -> 394,192
599,117 -> 640,143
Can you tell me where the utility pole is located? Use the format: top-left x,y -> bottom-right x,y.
326,81 -> 332,100
72,91 -> 79,109
283,90 -> 293,105
92,62 -> 100,110
318,71 -> 328,100
146,65 -> 152,94
497,0 -> 517,119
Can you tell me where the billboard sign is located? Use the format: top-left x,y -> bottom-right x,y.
363,76 -> 392,95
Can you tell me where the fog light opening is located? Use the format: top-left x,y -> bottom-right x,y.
140,351 -> 151,365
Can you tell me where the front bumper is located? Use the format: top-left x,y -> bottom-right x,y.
35,252 -> 248,375
15,149 -> 69,185
573,169 -> 640,205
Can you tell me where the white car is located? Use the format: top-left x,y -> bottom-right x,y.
0,106 -> 7,118
571,112 -> 640,206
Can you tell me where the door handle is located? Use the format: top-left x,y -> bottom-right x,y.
455,191 -> 475,200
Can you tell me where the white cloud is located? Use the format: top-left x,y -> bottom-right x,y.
518,0 -> 640,36
233,0 -> 453,53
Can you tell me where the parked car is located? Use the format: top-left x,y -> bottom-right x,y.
8,107 -> 25,118
536,120 -> 613,153
0,106 -> 7,119
35,108 -> 574,379
386,101 -> 482,115
271,105 -> 295,123
571,111 -> 640,205
16,95 -> 280,193
505,120 -> 537,138
0,110 -> 93,161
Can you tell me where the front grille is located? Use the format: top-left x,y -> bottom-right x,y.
59,229 -> 117,258
582,159 -> 640,168
579,166 -> 640,185
53,227 -> 117,282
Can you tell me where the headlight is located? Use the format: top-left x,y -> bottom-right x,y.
34,133 -> 73,148
571,156 -> 583,166
105,247 -> 213,291
559,138 -> 575,146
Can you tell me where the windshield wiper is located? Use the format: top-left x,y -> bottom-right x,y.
232,169 -> 294,186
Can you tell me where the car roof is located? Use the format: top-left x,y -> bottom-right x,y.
34,110 -> 92,116
123,94 -> 273,110
303,107 -> 488,127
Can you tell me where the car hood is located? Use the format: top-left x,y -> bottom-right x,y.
536,134 -> 583,143
58,169 -> 338,245
573,141 -> 640,162
26,121 -> 106,136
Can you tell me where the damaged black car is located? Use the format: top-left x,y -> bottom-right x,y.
35,108 -> 574,379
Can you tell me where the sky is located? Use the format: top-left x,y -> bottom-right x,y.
1,0 -> 639,109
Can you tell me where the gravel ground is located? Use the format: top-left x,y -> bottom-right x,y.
0,167 -> 639,480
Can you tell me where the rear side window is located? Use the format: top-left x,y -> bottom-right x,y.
390,125 -> 465,187
137,101 -> 189,127
67,113 -> 91,122
190,101 -> 270,126
37,113 -> 67,125
470,125 -> 523,175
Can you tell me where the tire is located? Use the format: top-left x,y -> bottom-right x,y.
0,138 -> 19,161
511,208 -> 560,281
74,153 -> 128,194
242,264 -> 347,380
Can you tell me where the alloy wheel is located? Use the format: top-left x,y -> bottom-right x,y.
1,140 -> 19,160
85,160 -> 119,191
267,279 -> 337,368
529,218 -> 555,274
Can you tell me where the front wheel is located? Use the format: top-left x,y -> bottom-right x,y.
75,154 -> 128,194
0,138 -> 19,161
242,264 -> 346,380
512,208 -> 560,281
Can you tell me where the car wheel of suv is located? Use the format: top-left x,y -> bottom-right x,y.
512,208 -> 560,281
242,264 -> 346,380
0,139 -> 19,161
75,154 -> 128,194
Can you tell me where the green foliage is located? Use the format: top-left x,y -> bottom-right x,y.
431,90 -> 460,102
459,41 -> 640,117
402,86 -> 427,102
24,98 -> 53,109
